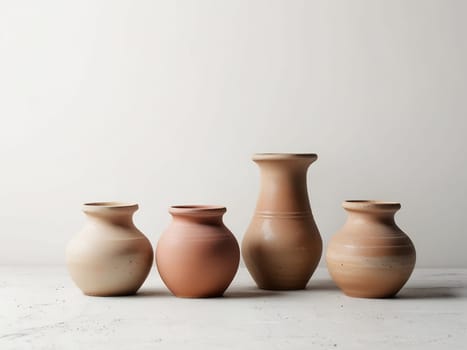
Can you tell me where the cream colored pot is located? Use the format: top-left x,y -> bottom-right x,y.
66,202 -> 154,296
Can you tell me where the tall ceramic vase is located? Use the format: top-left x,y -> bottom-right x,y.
66,202 -> 154,296
156,205 -> 240,298
326,200 -> 416,298
242,153 -> 322,290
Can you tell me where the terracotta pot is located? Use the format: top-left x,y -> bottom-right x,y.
156,205 -> 240,298
66,202 -> 154,296
326,200 -> 416,298
242,153 -> 323,290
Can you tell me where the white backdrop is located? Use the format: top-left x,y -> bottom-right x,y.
1,0 -> 466,267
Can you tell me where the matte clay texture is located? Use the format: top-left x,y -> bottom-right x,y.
242,153 -> 323,290
66,202 -> 154,296
156,206 -> 240,298
326,200 -> 416,298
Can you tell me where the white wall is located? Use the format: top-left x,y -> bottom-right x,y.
1,0 -> 466,267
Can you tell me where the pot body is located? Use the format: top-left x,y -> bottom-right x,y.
242,153 -> 322,290
66,202 -> 154,296
156,206 -> 240,298
326,201 -> 416,298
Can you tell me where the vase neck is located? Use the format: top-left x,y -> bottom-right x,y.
346,211 -> 397,226
83,202 -> 137,227
253,155 -> 316,213
343,201 -> 400,226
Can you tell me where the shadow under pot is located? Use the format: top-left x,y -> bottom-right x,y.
156,205 -> 240,298
326,200 -> 416,298
242,153 -> 323,290
66,202 -> 154,296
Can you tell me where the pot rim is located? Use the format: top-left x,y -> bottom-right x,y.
83,202 -> 139,212
343,200 -> 401,211
253,153 -> 318,161
169,205 -> 226,215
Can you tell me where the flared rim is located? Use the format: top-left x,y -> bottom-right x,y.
252,153 -> 318,161
343,200 -> 401,211
169,205 -> 226,215
83,202 -> 139,212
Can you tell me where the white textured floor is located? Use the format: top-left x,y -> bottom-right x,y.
1,267 -> 466,350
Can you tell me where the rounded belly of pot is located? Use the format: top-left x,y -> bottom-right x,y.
326,234 -> 416,298
66,234 -> 154,296
242,215 -> 322,290
156,230 -> 240,298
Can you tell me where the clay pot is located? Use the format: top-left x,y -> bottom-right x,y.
242,153 -> 323,290
326,200 -> 416,298
66,202 -> 154,296
156,205 -> 240,298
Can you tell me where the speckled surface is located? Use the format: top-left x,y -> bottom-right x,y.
1,267 -> 466,349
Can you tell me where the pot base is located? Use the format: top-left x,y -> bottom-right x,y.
83,290 -> 138,297
257,282 -> 308,291
342,290 -> 399,299
173,292 -> 225,298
